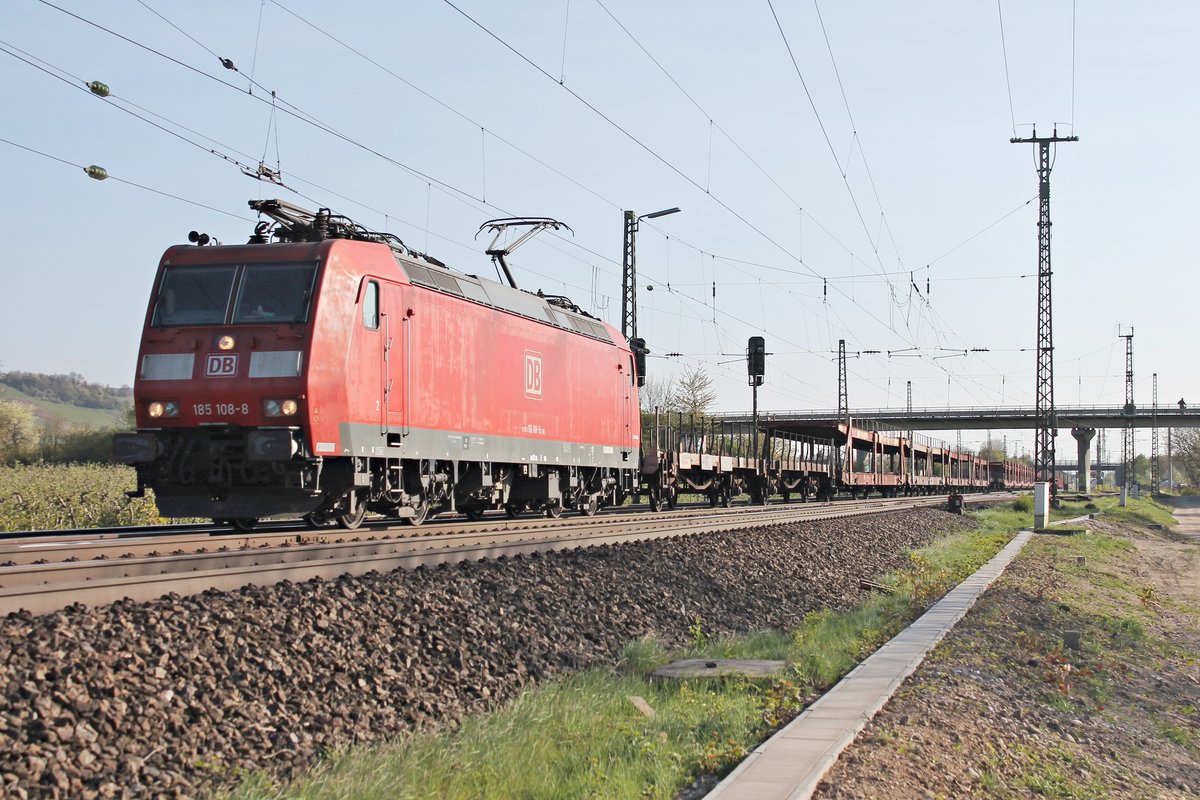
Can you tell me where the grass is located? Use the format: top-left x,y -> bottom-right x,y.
224,671 -> 765,800
959,495 -> 1198,796
215,503 -> 1024,800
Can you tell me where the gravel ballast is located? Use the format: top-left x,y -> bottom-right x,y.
0,508 -> 973,798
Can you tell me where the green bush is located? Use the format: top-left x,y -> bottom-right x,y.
0,463 -> 166,531
1012,495 -> 1033,513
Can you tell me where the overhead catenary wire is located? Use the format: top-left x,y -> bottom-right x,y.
25,0 -> 1041,410
105,0 -> 1012,379
996,0 -> 1018,135
432,0 -> 992,394
0,136 -> 254,222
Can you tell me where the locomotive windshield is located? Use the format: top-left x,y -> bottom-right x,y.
152,265 -> 236,326
232,263 -> 316,324
151,262 -> 317,326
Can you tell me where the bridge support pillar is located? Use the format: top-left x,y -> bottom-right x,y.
1071,427 -> 1096,492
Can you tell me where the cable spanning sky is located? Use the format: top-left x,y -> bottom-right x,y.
1,1 -> 1196,455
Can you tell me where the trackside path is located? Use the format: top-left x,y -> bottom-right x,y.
705,531 -> 1033,799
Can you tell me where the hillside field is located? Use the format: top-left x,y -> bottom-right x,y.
0,382 -> 129,430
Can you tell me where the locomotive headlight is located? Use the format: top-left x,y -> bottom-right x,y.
218,335 -> 236,351
147,401 -> 180,418
263,399 -> 300,417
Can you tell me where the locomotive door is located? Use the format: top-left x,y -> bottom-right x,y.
381,282 -> 408,438
620,356 -> 635,458
351,278 -> 387,447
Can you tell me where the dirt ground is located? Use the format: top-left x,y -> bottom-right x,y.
812,498 -> 1200,799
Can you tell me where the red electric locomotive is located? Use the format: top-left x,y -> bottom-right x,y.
115,200 -> 642,529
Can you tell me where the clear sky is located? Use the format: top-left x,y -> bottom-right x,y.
2,1 -> 1195,457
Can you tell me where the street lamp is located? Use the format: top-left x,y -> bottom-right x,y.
621,207 -> 681,342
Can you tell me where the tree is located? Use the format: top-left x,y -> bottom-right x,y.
670,365 -> 718,417
1172,428 -> 1200,486
976,437 -> 1007,461
0,399 -> 38,463
639,375 -> 675,412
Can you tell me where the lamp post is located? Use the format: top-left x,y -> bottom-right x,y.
621,207 -> 680,342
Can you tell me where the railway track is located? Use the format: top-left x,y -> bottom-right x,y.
0,493 -> 1008,617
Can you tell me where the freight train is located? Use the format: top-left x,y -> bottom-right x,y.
115,201 -> 1030,529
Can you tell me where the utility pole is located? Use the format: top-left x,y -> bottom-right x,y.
1168,428 -> 1173,490
621,207 -> 680,342
1011,127 -> 1078,494
1151,372 -> 1160,495
621,211 -> 637,341
907,380 -> 914,481
837,339 -> 848,422
1120,327 -> 1135,491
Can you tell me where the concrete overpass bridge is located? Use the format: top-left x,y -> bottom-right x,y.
721,404 -> 1200,432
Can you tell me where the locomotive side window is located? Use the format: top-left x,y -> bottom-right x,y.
152,265 -> 237,326
363,280 -> 380,330
233,262 -> 317,324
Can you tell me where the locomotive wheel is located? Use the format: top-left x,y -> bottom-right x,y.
580,494 -> 600,517
304,510 -> 333,528
649,491 -> 662,512
463,506 -> 486,521
544,499 -> 563,519
504,503 -> 522,519
338,504 -> 367,530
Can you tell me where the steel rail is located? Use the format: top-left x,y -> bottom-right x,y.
0,494 -> 1006,617
0,498 -> 918,583
0,498 -> 917,566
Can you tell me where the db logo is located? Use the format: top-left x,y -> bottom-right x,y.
524,351 -> 543,399
205,353 -> 238,378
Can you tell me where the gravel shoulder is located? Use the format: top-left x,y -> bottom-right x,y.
814,499 -> 1200,799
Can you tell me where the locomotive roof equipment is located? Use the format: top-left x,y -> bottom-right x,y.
476,217 -> 572,289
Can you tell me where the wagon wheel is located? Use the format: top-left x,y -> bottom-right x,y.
544,499 -> 564,519
708,491 -> 719,508
720,486 -> 732,508
664,487 -> 678,510
463,506 -> 486,521
504,503 -> 523,519
230,518 -> 257,532
580,494 -> 600,517
404,498 -> 429,526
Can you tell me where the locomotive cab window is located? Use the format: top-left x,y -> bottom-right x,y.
233,262 -> 317,324
363,280 -> 380,330
152,265 -> 237,326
